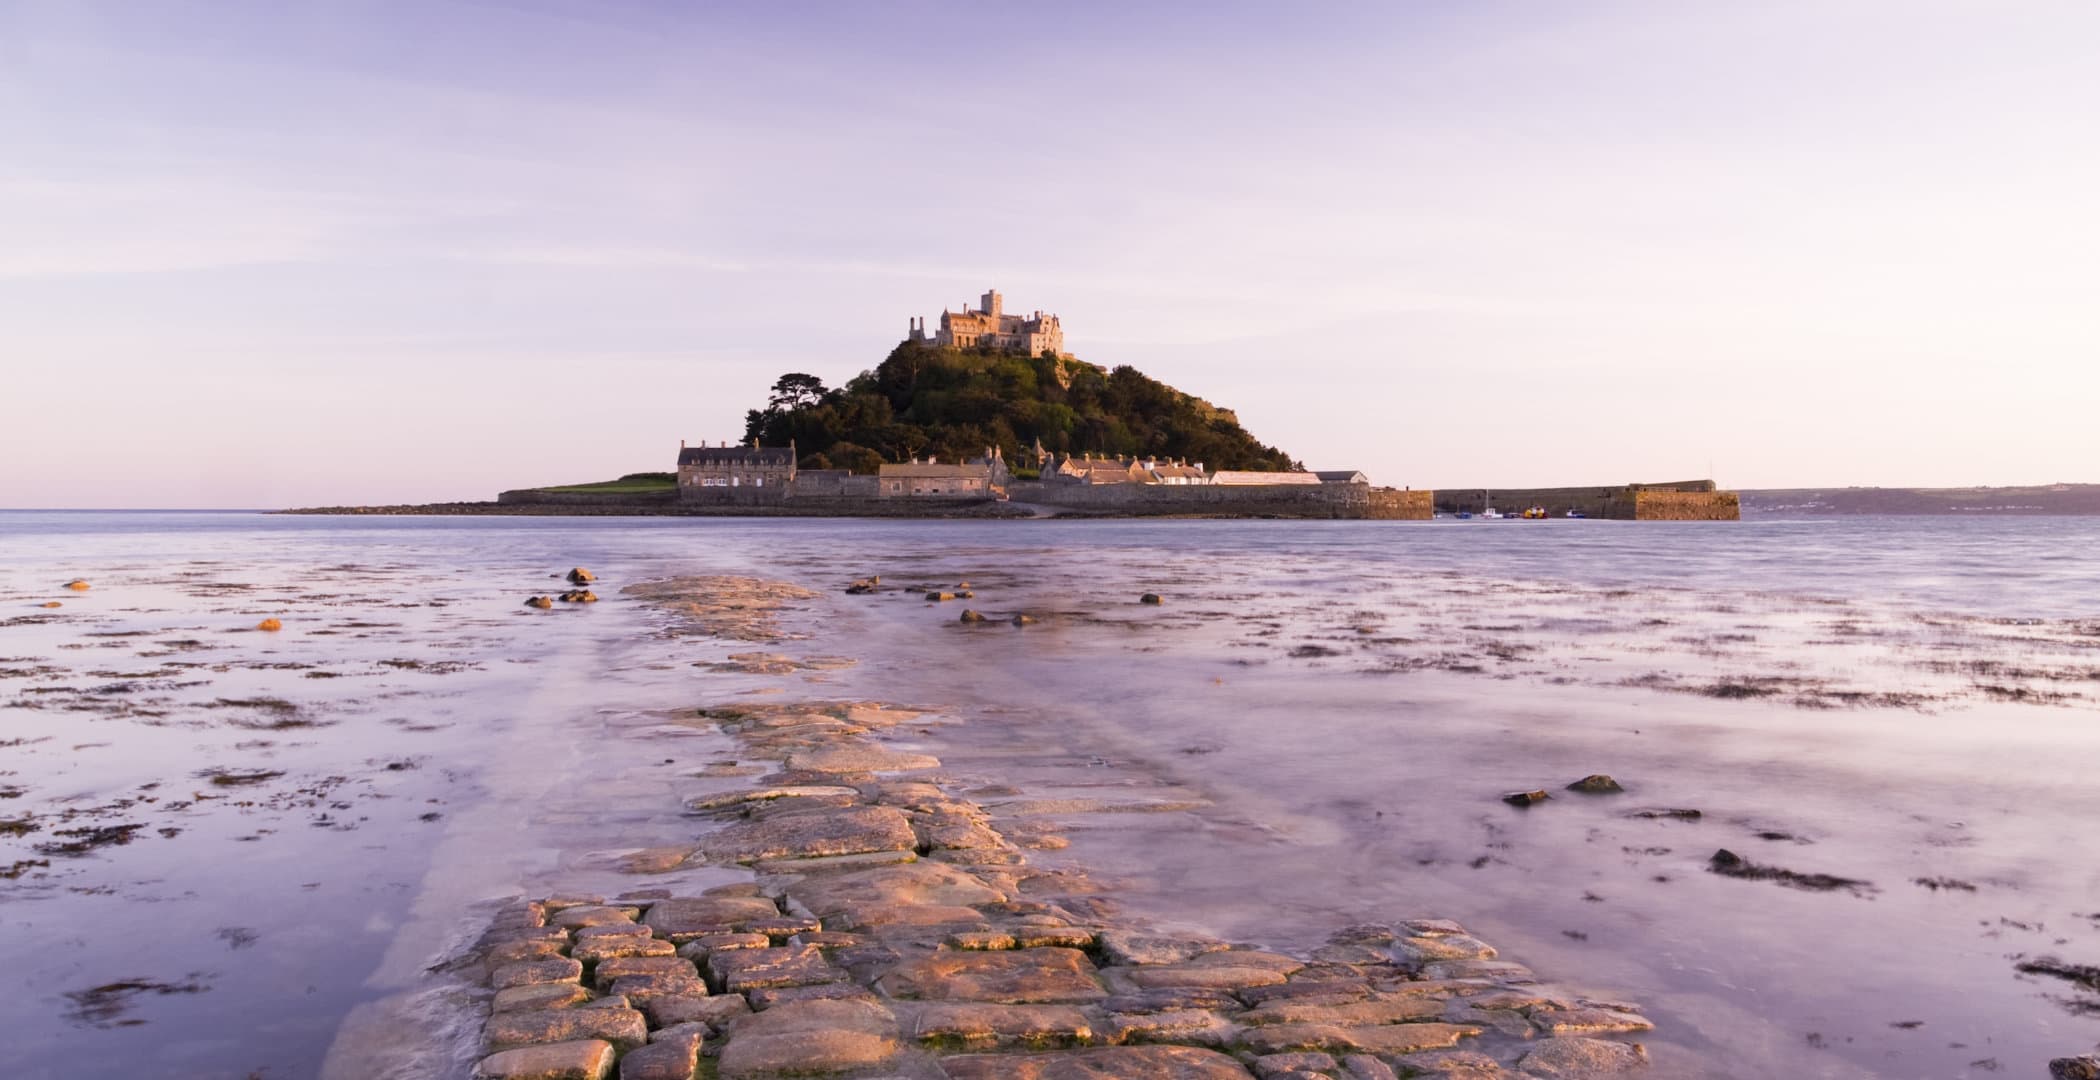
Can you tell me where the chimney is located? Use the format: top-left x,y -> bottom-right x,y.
680,439 -> 686,448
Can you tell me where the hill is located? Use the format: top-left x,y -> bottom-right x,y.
742,342 -> 1298,476
1741,484 -> 2100,515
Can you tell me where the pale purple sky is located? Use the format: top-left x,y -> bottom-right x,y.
4,1 -> 2097,507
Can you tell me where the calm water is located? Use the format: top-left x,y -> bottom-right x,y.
2,511 -> 2097,1079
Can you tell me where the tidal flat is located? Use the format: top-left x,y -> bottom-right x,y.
1,512 -> 2097,1079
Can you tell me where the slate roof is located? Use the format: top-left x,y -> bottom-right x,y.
678,445 -> 796,467
878,463 -> 991,479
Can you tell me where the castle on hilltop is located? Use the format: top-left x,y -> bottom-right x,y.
908,289 -> 1063,357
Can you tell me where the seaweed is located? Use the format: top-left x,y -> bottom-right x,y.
62,976 -> 212,1028
1707,848 -> 1873,894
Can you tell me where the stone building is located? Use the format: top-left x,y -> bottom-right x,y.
677,440 -> 796,502
1211,470 -> 1322,486
965,446 -> 1012,489
1042,453 -> 1209,485
1315,470 -> 1369,485
908,289 -> 1063,357
877,458 -> 993,498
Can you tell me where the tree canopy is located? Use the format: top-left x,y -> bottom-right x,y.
743,343 -> 1298,474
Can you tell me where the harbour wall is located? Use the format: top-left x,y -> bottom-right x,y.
1010,481 -> 1434,519
1433,480 -> 1740,520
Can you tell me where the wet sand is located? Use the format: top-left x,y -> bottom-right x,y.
3,513 -> 2097,1078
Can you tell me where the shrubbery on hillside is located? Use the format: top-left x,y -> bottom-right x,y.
743,343 -> 1297,473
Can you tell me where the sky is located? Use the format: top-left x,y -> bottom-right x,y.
4,1 -> 2097,508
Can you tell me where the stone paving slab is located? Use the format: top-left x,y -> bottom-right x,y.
938,1044 -> 1255,1079
458,687 -> 1657,1080
474,1039 -> 617,1080
911,1002 -> 1095,1048
878,947 -> 1108,1004
700,805 -> 920,864
714,998 -> 901,1078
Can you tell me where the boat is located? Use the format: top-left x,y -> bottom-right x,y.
1481,507 -> 1505,520
1479,489 -> 1502,519
1565,509 -> 1587,519
1454,511 -> 1473,520
1522,506 -> 1548,519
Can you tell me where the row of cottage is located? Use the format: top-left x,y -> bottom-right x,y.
675,439 -> 1367,502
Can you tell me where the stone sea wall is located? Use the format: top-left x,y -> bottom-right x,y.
1011,482 -> 1433,520
1433,481 -> 1739,521
1629,490 -> 1742,521
497,489 -> 681,508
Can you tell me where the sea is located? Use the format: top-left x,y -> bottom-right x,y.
1,511 -> 2096,1079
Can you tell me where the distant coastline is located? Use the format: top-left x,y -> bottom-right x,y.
1740,483 -> 2100,515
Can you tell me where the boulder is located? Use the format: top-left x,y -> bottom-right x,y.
959,609 -> 988,623
475,1039 -> 616,1080
846,577 -> 879,594
1012,614 -> 1038,626
1391,934 -> 1498,964
1502,790 -> 1550,807
256,618 -> 283,631
559,590 -> 599,603
927,591 -> 959,602
65,579 -> 90,591
567,568 -> 596,584
1140,593 -> 1164,605
1515,1037 -> 1649,1076
1565,775 -> 1624,794
714,998 -> 900,1078
525,596 -> 555,610
2052,1057 -> 2100,1080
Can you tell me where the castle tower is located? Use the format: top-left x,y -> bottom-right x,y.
980,290 -> 1002,318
